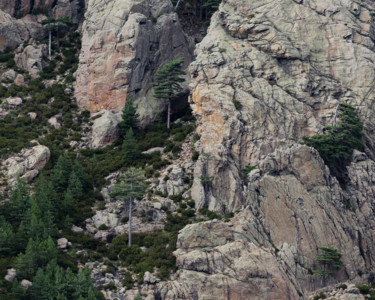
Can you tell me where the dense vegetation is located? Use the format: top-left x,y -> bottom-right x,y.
302,103 -> 364,182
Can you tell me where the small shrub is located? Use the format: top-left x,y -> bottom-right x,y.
337,284 -> 347,290
192,150 -> 199,161
313,293 -> 326,300
121,217 -> 129,224
233,100 -> 242,110
98,224 -> 108,230
357,285 -> 370,294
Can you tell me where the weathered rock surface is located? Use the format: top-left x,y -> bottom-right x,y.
5,97 -> 23,109
74,0 -> 194,124
157,165 -> 189,196
0,0 -> 82,20
4,268 -> 16,282
0,11 -> 43,51
160,0 -> 375,297
91,111 -> 122,148
0,0 -> 55,17
3,144 -> 50,185
15,44 -> 47,78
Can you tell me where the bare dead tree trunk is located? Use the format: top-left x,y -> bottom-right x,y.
332,103 -> 340,126
167,101 -> 171,129
128,196 -> 132,247
48,30 -> 52,60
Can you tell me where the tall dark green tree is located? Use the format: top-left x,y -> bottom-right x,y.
153,57 -> 186,129
120,97 -> 140,137
51,153 -> 73,193
0,216 -> 14,255
9,179 -> 31,224
122,128 -> 141,161
109,168 -> 147,246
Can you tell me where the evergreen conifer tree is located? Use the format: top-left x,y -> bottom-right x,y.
0,216 -> 14,255
51,153 -> 72,193
153,57 -> 186,129
68,172 -> 83,199
120,97 -> 140,137
122,128 -> 141,161
109,168 -> 147,246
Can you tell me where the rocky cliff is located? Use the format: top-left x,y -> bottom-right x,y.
155,0 -> 375,298
74,0 -> 194,124
2,0 -> 375,298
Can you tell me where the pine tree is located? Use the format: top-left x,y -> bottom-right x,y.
109,168 -> 147,246
120,97 -> 140,137
30,268 -> 47,300
302,103 -> 364,181
313,246 -> 345,287
68,171 -> 83,199
0,216 -> 14,255
72,159 -> 89,192
62,189 -> 75,216
122,128 -> 141,161
153,57 -> 186,129
51,153 -> 72,193
9,179 -> 31,223
34,175 -> 58,218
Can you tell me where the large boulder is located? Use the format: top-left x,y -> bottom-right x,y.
91,111 -> 122,148
3,144 -> 50,185
74,0 -> 194,125
15,44 -> 47,78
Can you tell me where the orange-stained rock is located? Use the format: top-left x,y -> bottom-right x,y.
74,0 -> 194,124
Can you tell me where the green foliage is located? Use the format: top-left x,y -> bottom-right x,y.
122,128 -> 141,161
337,284 -> 347,290
357,285 -> 370,294
241,165 -> 256,178
153,57 -> 186,101
313,293 -> 326,300
203,0 -> 221,17
153,57 -> 186,128
302,103 -> 364,178
313,247 -> 345,286
120,98 -> 139,137
109,168 -> 147,203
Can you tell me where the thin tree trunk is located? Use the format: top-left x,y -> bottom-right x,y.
167,101 -> 171,129
332,103 -> 340,126
56,28 -> 60,49
48,30 -> 52,60
128,196 -> 132,247
175,0 -> 182,10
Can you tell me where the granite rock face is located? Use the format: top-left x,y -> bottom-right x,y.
156,0 -> 375,298
0,0 -> 82,20
0,11 -> 43,51
74,0 -> 194,125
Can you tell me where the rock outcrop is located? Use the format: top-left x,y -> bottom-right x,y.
74,0 -> 194,124
156,0 -> 375,297
0,0 -> 82,21
91,111 -> 122,148
3,144 -> 50,185
15,44 -> 47,78
0,11 -> 43,51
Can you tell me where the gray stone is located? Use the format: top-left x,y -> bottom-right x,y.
3,144 -> 50,185
4,268 -> 16,282
15,44 -> 47,78
91,111 -> 121,148
57,238 -> 70,250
